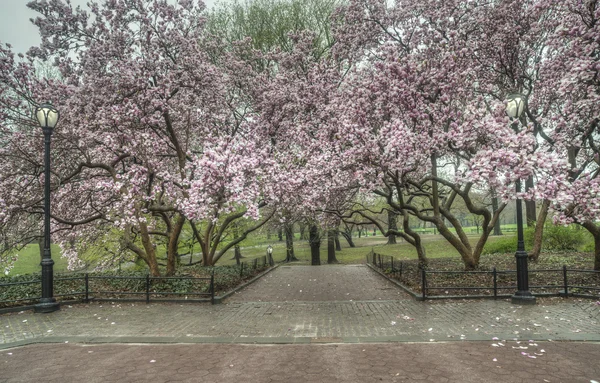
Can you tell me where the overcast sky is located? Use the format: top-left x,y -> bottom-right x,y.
0,0 -> 218,54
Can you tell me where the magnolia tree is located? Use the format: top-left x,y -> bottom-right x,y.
0,0 -> 274,275
534,0 -> 600,269
323,0 -> 576,269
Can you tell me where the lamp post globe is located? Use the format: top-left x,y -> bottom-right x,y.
506,93 -> 536,305
34,102 -> 60,313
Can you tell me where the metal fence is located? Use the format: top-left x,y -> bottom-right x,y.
368,252 -> 600,300
0,255 -> 274,309
0,273 -> 214,307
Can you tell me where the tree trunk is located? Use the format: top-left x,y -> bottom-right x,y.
525,176 -> 536,227
595,235 -> 600,271
278,227 -> 283,241
299,223 -> 307,240
327,229 -> 339,264
387,210 -> 397,244
233,224 -> 243,265
309,225 -> 321,266
402,213 -> 428,269
491,193 -> 502,236
529,199 -> 550,261
358,228 -> 362,238
341,230 -> 356,247
284,223 -> 298,262
581,221 -> 600,271
431,153 -> 477,270
166,214 -> 185,276
335,231 -> 341,251
234,245 -> 242,265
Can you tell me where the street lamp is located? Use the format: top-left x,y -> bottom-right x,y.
34,102 -> 60,313
506,93 -> 536,305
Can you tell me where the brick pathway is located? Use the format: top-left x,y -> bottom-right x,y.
1,342 -> 599,382
0,264 -> 599,382
1,265 -> 598,345
226,265 -> 408,302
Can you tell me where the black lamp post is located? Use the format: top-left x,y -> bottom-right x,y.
34,103 -> 60,313
506,93 -> 536,305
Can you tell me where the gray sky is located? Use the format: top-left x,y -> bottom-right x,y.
0,0 -> 217,54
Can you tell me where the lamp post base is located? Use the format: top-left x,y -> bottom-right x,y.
34,300 -> 60,313
511,293 -> 536,305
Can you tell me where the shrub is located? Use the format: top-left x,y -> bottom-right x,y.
542,223 -> 585,251
483,227 -> 535,255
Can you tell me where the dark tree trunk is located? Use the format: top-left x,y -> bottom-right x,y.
491,193 -> 503,236
231,224 -> 244,264
299,223 -> 307,240
309,225 -> 321,266
581,221 -> 600,271
341,231 -> 356,247
234,246 -> 242,265
530,199 -> 550,261
267,229 -> 271,240
327,229 -> 339,264
278,227 -> 283,241
595,236 -> 600,271
284,223 -> 298,262
402,213 -> 428,269
358,228 -> 362,238
525,176 -> 536,227
387,210 -> 397,244
335,231 -> 341,251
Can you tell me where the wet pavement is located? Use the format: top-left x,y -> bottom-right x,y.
0,264 -> 598,382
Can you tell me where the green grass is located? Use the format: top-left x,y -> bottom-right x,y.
6,222 -> 593,276
9,244 -> 71,276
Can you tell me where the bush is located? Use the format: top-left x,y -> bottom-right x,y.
0,274 -> 40,305
483,227 -> 535,255
483,223 -> 587,255
482,236 -> 517,255
541,223 -> 585,251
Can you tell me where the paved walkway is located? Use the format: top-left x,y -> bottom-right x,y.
0,264 -> 599,382
1,342 -> 599,382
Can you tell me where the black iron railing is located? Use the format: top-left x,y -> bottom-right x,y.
0,255 -> 274,309
367,251 -> 600,300
0,273 -> 214,306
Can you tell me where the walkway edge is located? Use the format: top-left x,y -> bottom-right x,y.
213,264 -> 279,304
2,334 -> 599,350
365,263 -> 423,301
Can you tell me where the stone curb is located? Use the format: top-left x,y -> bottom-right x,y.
213,264 -> 279,304
365,263 -> 423,301
2,333 -> 599,350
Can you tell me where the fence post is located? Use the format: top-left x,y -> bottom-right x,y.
399,261 -> 403,278
562,265 -> 569,297
421,268 -> 427,300
210,269 -> 215,305
85,273 -> 89,303
146,274 -> 150,304
492,267 -> 497,300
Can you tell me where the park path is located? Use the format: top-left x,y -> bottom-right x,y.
226,264 -> 409,302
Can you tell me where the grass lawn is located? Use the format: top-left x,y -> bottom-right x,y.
6,221 -> 590,276
9,244 -> 71,276
214,233 -> 510,266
